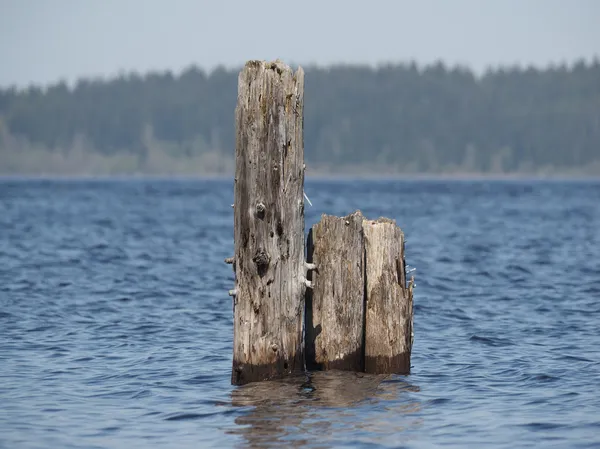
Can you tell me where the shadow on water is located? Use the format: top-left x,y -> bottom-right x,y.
228,370 -> 423,448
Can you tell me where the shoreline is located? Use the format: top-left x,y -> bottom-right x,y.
1,171 -> 599,182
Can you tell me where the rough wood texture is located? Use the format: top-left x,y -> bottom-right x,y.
363,217 -> 413,374
232,60 -> 306,385
306,211 -> 365,371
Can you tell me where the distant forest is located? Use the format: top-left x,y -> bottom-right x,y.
1,59 -> 599,176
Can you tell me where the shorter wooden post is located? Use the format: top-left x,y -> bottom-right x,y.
305,211 -> 365,371
306,212 -> 413,375
363,217 -> 413,374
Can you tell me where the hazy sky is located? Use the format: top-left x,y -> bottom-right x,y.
1,0 -> 599,87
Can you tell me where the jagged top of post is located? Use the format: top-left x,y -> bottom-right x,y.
318,209 -> 365,222
364,216 -> 397,226
243,59 -> 303,77
317,210 -> 402,231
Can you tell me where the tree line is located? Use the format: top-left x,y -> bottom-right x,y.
1,59 -> 599,175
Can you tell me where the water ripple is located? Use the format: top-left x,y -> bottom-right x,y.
1,178 -> 600,448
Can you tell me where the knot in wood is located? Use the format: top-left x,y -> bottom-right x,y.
271,344 -> 278,352
252,248 -> 270,277
255,202 -> 266,219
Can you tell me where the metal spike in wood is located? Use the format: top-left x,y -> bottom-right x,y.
363,217 -> 413,374
305,210 -> 366,372
231,60 -> 306,386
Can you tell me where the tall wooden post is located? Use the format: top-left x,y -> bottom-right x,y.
231,60 -> 307,385
363,217 -> 413,374
305,211 -> 366,371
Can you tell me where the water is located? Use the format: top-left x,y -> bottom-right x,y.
1,177 -> 599,448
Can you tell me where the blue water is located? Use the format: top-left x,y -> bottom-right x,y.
1,178 -> 599,448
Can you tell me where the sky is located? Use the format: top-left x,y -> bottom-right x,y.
1,0 -> 599,87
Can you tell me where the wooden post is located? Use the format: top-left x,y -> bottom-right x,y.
305,211 -> 365,372
231,60 -> 307,385
305,213 -> 414,375
363,217 -> 413,374
228,60 -> 414,384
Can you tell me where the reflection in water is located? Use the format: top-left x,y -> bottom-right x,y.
229,370 -> 422,448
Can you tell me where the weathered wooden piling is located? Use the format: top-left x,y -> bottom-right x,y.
230,60 -> 307,385
229,60 -> 414,385
305,212 -> 414,375
305,211 -> 366,371
363,218 -> 413,374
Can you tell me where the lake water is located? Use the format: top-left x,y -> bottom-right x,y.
1,178 -> 599,448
